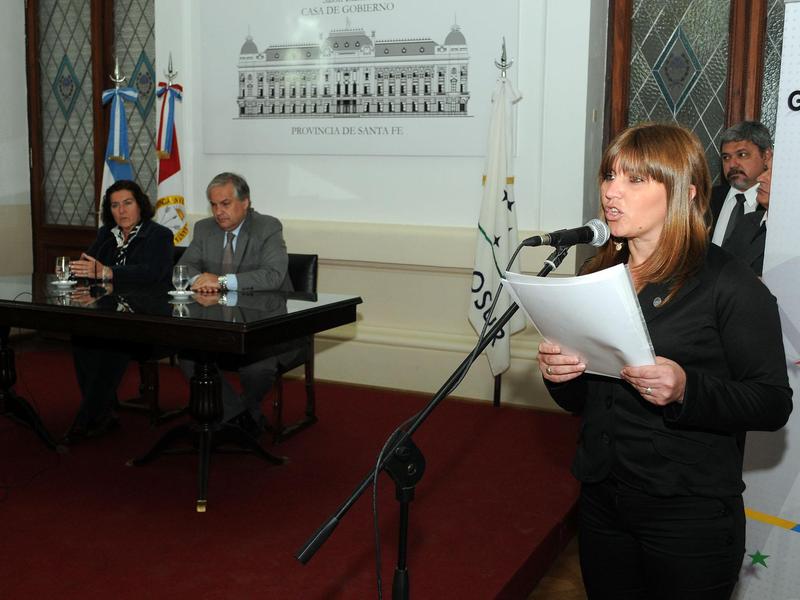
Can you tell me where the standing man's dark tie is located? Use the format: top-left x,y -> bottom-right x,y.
756,218 -> 767,240
222,231 -> 235,274
722,193 -> 746,245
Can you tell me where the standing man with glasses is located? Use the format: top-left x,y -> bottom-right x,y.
177,172 -> 292,437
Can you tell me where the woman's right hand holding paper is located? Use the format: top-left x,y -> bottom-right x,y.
537,342 -> 586,382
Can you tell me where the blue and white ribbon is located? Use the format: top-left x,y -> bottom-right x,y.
156,82 -> 183,157
101,87 -> 138,180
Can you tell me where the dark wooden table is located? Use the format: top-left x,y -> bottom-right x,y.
0,273 -> 361,510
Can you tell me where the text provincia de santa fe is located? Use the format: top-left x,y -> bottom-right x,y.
291,125 -> 405,136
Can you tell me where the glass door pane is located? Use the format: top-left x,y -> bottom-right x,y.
38,0 -> 97,226
628,0 -> 731,183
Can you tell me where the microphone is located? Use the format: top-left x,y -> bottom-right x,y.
83,231 -> 116,279
522,219 -> 610,248
89,232 -> 116,261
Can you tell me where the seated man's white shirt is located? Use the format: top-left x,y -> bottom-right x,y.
187,220 -> 245,289
222,220 -> 245,291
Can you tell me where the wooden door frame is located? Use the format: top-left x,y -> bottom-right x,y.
726,0 -> 768,124
605,0 -> 768,143
25,0 -> 115,272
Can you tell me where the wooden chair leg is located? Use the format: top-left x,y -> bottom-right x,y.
271,368 -> 318,444
303,355 -> 315,420
141,360 -> 160,417
271,374 -> 285,444
270,341 -> 317,444
118,360 -> 159,418
117,359 -> 186,425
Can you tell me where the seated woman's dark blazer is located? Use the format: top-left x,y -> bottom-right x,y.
87,220 -> 174,285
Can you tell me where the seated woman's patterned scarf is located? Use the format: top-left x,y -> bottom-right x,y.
111,222 -> 142,266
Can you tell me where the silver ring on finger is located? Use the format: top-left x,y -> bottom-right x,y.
546,366 -> 552,375
645,386 -> 652,395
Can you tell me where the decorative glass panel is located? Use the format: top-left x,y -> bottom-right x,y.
629,0 -> 731,184
113,0 -> 157,203
39,0 -> 96,226
760,0 -> 785,138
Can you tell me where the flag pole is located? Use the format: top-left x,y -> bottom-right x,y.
155,53 -> 189,245
491,38 -> 513,408
100,58 -> 137,211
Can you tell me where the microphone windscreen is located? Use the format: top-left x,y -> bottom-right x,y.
587,219 -> 610,247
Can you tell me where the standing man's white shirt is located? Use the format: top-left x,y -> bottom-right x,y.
711,183 -> 761,246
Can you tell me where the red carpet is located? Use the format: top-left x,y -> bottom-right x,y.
1,348 -> 580,599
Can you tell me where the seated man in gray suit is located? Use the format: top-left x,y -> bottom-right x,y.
178,172 -> 292,436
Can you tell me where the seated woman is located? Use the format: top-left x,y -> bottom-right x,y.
63,180 -> 174,444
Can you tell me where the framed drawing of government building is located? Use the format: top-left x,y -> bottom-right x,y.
236,21 -> 470,118
200,0 -> 519,156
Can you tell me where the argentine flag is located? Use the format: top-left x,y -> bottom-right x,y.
99,86 -> 138,208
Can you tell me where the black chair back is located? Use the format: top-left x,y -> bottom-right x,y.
287,253 -> 318,300
274,252 -> 320,442
173,245 -> 187,265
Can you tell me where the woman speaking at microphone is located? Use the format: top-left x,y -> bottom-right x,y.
64,180 -> 174,445
537,123 -> 791,599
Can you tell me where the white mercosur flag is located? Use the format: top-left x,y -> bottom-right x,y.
155,82 -> 189,246
469,77 -> 526,376
735,3 -> 800,597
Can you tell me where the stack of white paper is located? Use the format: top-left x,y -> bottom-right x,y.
502,264 -> 655,378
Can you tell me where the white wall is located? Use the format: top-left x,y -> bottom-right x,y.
0,1 -> 29,207
0,0 -> 33,274
157,0 -> 605,234
154,0 -> 609,406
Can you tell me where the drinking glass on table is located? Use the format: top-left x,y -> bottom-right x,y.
55,256 -> 70,282
172,302 -> 189,318
172,264 -> 190,293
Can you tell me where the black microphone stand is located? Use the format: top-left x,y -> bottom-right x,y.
296,245 -> 571,599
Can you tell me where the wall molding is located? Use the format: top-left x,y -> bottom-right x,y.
180,214 -> 569,409
184,214 -> 580,275
321,321 -> 540,358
